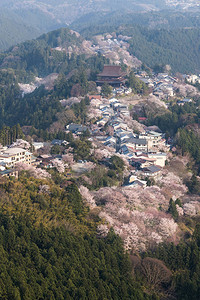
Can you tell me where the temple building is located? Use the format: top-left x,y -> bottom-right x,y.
96,65 -> 126,87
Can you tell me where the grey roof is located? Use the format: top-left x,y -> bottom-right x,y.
144,165 -> 161,173
126,137 -> 147,145
0,169 -> 16,175
51,139 -> 63,145
68,124 -> 88,133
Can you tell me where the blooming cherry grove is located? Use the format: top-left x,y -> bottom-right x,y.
90,185 -> 180,251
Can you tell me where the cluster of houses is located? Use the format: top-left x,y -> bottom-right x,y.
95,98 -> 130,128
71,93 -> 170,187
0,140 -> 69,178
185,74 -> 200,84
136,72 -> 177,99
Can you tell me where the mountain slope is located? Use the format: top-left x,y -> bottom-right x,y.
0,11 -> 41,51
72,21 -> 200,74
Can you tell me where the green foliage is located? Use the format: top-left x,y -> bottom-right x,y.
82,156 -> 125,191
128,71 -> 149,95
0,175 -> 90,232
186,175 -> 200,195
175,198 -> 182,207
147,225 -> 200,300
75,19 -> 200,74
0,124 -> 24,146
0,175 -> 152,299
146,177 -> 155,187
71,97 -> 90,124
110,155 -> 125,173
0,10 -> 40,51
85,166 -> 116,191
0,29 -> 108,131
168,199 -> 178,221
71,138 -> 92,161
101,83 -> 112,98
0,212 -> 150,300
148,103 -> 198,137
176,129 -> 200,174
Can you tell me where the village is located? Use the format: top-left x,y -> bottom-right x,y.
1,63 -> 200,252
1,63 -> 199,188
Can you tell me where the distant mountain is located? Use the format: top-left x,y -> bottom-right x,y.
0,0 -> 200,51
0,11 -> 41,51
0,8 -> 65,51
0,0 -> 167,26
72,9 -> 200,32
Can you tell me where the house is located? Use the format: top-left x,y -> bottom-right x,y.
126,179 -> 147,188
183,98 -> 192,103
177,98 -> 192,106
103,136 -> 116,149
131,157 -> 155,169
37,155 -> 54,168
142,165 -> 161,178
66,124 -> 89,135
147,153 -> 167,167
51,139 -> 68,146
120,145 -> 132,155
138,117 -> 147,122
97,117 -> 109,127
139,131 -> 163,150
122,137 -> 148,152
88,95 -> 102,101
96,65 -> 126,87
117,105 -> 130,117
0,147 -> 33,168
33,142 -> 44,150
186,74 -> 200,84
0,169 -> 19,178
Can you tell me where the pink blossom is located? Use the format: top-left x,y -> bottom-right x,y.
79,185 -> 96,208
10,139 -> 30,149
52,159 -> 65,173
183,202 -> 200,216
16,163 -> 51,179
97,224 -> 109,238
62,154 -> 74,167
176,204 -> 184,216
159,218 -> 178,237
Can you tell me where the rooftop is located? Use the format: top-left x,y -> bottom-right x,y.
0,147 -> 27,156
98,65 -> 126,78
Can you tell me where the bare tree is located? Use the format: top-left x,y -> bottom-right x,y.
140,257 -> 172,289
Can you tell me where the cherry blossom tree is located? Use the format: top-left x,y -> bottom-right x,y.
183,202 -> 200,216
79,185 -> 96,208
52,159 -> 65,173
159,218 -> 178,238
10,139 -> 30,149
91,184 -> 180,251
39,185 -> 50,194
62,153 -> 74,167
97,224 -> 109,238
16,163 -> 51,179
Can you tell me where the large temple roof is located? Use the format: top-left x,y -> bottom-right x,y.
98,65 -> 126,78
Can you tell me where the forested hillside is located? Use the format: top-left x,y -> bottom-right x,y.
74,22 -> 200,74
0,11 -> 40,51
0,28 -> 108,129
0,174 -> 154,300
0,9 -> 65,52
72,10 -> 200,31
1,16 -> 200,300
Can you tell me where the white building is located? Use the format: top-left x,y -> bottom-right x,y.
0,147 -> 33,168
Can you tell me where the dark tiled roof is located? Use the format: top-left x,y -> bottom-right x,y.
143,165 -> 161,173
98,65 -> 126,77
126,138 -> 147,145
